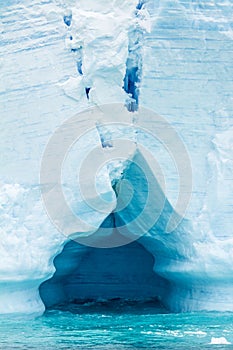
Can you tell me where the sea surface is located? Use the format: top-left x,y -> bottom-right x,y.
0,301 -> 233,349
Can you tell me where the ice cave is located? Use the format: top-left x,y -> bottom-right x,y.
39,149 -> 173,312
39,237 -> 167,310
1,0 -> 233,321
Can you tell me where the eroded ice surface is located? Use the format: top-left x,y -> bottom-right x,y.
0,0 -> 233,314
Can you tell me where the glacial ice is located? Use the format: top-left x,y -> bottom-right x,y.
1,0 -> 233,314
210,337 -> 231,345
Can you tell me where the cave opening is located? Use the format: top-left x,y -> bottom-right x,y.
40,231 -> 168,313
39,150 -> 172,313
39,215 -> 168,313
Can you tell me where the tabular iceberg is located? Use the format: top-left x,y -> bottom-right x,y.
0,0 -> 233,314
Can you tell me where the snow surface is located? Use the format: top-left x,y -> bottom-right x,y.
1,0 -> 233,314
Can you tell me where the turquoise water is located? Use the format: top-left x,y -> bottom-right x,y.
1,302 -> 233,349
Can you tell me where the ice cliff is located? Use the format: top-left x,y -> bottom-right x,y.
0,0 -> 233,314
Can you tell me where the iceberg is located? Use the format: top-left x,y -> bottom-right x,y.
210,337 -> 231,345
0,0 -> 233,315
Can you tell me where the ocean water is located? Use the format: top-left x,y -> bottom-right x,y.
1,301 -> 233,349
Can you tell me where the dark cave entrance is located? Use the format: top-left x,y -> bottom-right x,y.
39,218 -> 167,312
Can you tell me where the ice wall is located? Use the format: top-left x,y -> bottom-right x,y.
1,0 -> 233,314
139,0 -> 233,311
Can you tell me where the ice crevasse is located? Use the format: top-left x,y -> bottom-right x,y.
0,0 -> 233,314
